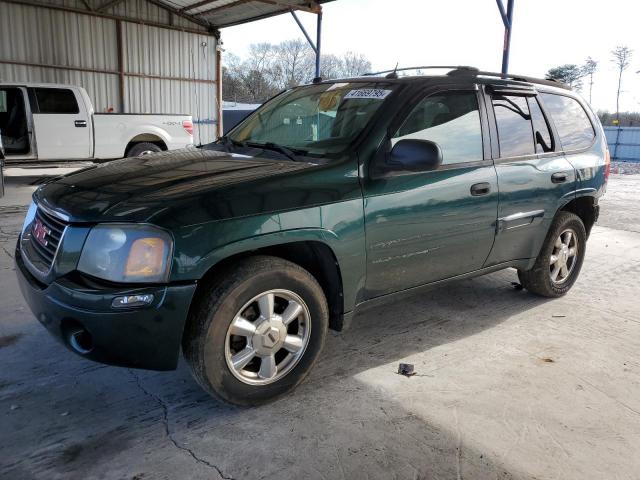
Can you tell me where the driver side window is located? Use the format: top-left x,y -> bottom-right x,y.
392,92 -> 483,165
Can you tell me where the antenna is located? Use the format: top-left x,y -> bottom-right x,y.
385,62 -> 399,79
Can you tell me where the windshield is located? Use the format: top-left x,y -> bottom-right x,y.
227,82 -> 396,157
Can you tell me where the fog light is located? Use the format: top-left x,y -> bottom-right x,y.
112,294 -> 154,308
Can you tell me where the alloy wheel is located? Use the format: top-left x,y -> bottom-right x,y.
549,228 -> 578,284
224,289 -> 311,385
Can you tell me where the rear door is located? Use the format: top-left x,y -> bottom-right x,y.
483,85 -> 576,266
362,86 -> 499,298
31,87 -> 91,160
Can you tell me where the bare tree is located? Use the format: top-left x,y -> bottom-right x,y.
274,39 -> 315,89
611,46 -> 633,122
319,53 -> 343,79
342,51 -> 372,77
582,57 -> 598,104
221,41 -> 373,103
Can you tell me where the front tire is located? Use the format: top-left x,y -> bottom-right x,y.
183,256 -> 328,406
518,212 -> 586,297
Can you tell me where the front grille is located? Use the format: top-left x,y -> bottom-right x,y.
21,206 -> 68,274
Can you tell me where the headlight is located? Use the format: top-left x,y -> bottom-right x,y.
78,224 -> 173,283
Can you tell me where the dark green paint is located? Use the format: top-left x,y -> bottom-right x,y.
18,76 -> 607,371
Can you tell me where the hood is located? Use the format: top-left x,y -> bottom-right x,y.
34,148 -> 319,226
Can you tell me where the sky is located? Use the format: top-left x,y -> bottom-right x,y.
220,0 -> 640,112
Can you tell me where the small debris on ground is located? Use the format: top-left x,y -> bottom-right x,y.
10,404 -> 19,410
552,314 -> 566,318
60,411 -> 69,417
540,357 -> 555,363
397,363 -> 416,377
511,282 -> 524,290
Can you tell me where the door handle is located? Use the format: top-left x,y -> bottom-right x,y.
551,172 -> 568,184
470,182 -> 491,196
74,120 -> 87,128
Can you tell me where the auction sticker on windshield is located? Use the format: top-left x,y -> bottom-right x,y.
344,89 -> 392,100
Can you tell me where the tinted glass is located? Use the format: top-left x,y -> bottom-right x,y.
493,95 -> 535,157
528,97 -> 553,153
34,88 -> 79,114
540,93 -> 594,150
392,92 -> 483,165
0,90 -> 6,113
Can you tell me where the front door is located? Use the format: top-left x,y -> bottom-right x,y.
31,87 -> 91,160
362,88 -> 499,298
0,86 -> 34,159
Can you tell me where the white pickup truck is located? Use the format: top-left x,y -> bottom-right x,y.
0,82 -> 193,162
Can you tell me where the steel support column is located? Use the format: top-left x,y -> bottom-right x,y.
496,0 -> 515,76
290,7 -> 323,79
116,19 -> 126,113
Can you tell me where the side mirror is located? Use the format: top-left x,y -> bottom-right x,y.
388,139 -> 442,173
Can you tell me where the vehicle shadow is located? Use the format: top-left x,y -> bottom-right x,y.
0,264 -> 549,479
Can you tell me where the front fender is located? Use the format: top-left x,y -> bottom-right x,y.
171,201 -> 367,313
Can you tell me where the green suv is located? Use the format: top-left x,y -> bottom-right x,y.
16,67 -> 609,405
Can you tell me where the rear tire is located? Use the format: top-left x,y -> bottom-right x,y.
517,211 -> 586,297
183,256 -> 328,406
126,142 -> 162,157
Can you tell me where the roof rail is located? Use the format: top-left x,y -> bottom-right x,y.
363,65 -> 479,78
471,70 -> 571,90
362,65 -> 571,90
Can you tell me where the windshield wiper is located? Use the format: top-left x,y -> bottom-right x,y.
217,135 -> 246,152
246,142 -> 306,162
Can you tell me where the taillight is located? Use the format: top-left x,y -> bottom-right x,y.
604,149 -> 611,181
182,120 -> 193,136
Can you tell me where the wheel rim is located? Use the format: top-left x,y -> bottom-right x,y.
549,228 -> 579,285
224,289 -> 311,386
138,150 -> 155,156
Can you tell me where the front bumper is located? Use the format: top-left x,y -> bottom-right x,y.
15,247 -> 197,371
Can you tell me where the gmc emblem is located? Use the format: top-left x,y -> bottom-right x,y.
33,218 -> 51,247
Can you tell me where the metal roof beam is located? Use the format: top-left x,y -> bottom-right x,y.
259,0 -> 320,14
2,0 -> 214,35
96,0 -> 126,12
145,0 -> 213,29
179,0 -> 219,13
197,0 -> 254,16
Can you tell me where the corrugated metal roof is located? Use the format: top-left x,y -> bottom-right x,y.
173,0 -> 333,29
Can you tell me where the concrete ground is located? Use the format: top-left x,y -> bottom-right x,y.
1,174 -> 640,480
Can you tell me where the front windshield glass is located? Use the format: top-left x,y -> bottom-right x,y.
228,82 -> 396,156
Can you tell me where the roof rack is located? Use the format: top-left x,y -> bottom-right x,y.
362,65 -> 571,90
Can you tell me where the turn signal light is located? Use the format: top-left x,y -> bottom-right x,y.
125,237 -> 167,278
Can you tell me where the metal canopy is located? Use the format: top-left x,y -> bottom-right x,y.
167,0 -> 333,29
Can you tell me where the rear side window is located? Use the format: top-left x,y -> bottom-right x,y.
392,91 -> 483,165
539,93 -> 594,150
33,88 -> 79,114
492,95 -> 535,157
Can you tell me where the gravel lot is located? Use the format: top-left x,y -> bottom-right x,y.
1,174 -> 639,480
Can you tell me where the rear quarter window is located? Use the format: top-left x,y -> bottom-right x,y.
539,93 -> 594,151
33,88 -> 79,114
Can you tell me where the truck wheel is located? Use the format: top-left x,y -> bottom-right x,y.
517,212 -> 586,298
126,142 -> 162,157
183,256 -> 328,406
